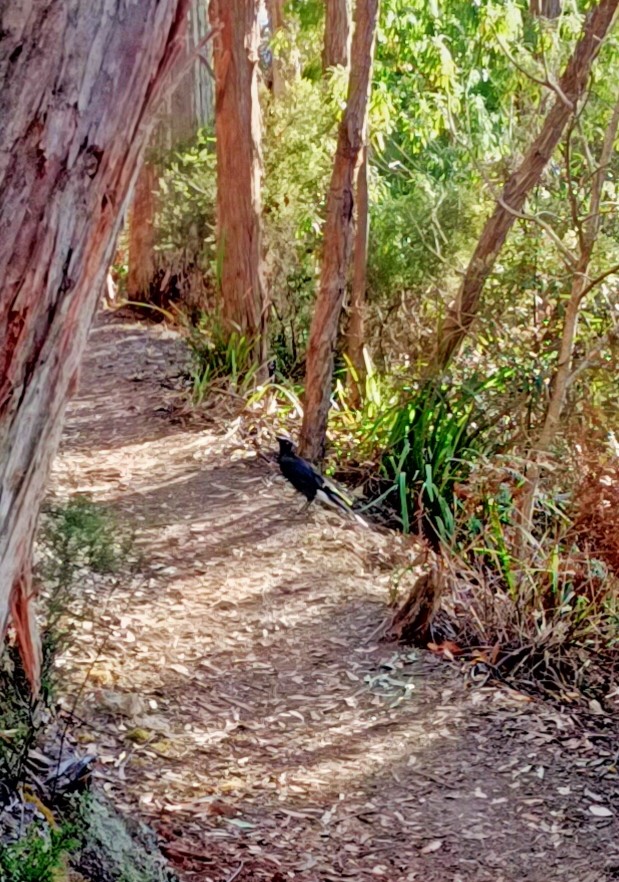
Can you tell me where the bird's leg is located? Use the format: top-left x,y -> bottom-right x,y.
297,498 -> 312,516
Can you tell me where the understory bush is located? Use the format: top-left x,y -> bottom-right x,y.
1,497 -> 130,789
438,464 -> 619,696
383,416 -> 619,696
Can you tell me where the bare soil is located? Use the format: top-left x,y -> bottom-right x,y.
50,315 -> 619,882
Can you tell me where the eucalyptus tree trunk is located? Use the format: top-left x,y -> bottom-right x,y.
300,0 -> 379,461
0,0 -> 195,688
211,0 -> 268,366
323,0 -> 351,70
530,0 -> 561,16
346,143 -> 369,406
127,160 -> 159,301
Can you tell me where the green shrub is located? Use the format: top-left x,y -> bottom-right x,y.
0,498 -> 131,787
376,375 -> 512,545
0,823 -> 76,882
153,131 -> 217,312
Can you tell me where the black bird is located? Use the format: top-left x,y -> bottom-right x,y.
276,437 -> 367,526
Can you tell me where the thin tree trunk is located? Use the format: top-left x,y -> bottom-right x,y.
211,0 -> 267,366
346,142 -> 369,406
167,0 -> 214,142
127,161 -> 159,301
431,0 -> 618,374
0,0 -> 197,688
519,96 -> 619,536
323,0 -> 351,71
299,0 -> 379,461
267,0 -> 286,97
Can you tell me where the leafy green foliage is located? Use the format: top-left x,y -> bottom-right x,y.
378,377 -> 504,545
0,823 -> 76,882
263,75 -> 341,370
41,496 -> 129,585
155,132 -> 217,263
39,495 -> 132,655
329,350 -> 400,451
146,132 -> 217,312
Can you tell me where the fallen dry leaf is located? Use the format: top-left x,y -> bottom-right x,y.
589,805 -> 613,817
427,641 -> 462,658
421,839 -> 443,854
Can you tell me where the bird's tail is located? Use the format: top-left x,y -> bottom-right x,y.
316,486 -> 369,528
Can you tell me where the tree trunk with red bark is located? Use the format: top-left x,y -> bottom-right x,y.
431,0 -> 618,374
126,0 -> 214,305
127,160 -> 159,301
299,0 -> 379,461
323,0 -> 351,71
0,0 -> 196,688
210,0 -> 267,366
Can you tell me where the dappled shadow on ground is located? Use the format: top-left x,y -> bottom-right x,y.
50,317 -> 619,882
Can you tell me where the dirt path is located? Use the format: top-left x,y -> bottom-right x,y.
50,315 -> 619,882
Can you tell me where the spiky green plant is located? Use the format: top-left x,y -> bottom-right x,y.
379,377 -> 504,545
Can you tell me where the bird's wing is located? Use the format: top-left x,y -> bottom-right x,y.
294,456 -> 325,486
321,474 -> 354,507
295,460 -> 352,506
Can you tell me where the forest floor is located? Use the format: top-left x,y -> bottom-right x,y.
49,314 -> 619,882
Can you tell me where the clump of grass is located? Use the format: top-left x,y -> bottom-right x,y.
370,376 -> 507,545
186,313 -> 259,403
389,452 -> 619,698
329,350 -> 401,459
39,494 -> 132,639
442,504 -> 619,696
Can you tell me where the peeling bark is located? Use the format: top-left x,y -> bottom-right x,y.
0,0 -> 195,688
299,0 -> 379,461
